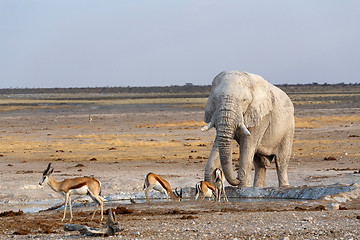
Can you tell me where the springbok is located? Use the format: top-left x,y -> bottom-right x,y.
211,168 -> 228,202
194,181 -> 216,201
144,172 -> 182,202
39,163 -> 104,222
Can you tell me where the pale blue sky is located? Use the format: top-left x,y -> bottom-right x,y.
1,1 -> 359,88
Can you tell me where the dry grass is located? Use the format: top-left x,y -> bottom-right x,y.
0,98 -> 208,112
292,138 -> 360,159
289,92 -> 360,105
295,115 -> 360,129
2,86 -> 359,165
0,132 -> 212,162
136,120 -> 205,128
2,114 -> 358,162
137,115 -> 360,130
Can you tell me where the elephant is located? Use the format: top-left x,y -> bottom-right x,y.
202,71 -> 294,188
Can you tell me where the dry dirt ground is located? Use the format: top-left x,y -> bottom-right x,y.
0,93 -> 359,239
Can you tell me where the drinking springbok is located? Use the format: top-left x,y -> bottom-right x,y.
144,172 -> 182,202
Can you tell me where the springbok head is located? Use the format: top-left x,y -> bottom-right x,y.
39,163 -> 54,186
174,187 -> 183,201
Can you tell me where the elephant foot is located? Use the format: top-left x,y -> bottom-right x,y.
237,184 -> 252,189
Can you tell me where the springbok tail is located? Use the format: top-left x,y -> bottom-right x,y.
98,181 -> 105,201
87,190 -> 104,205
195,182 -> 201,195
215,169 -> 221,182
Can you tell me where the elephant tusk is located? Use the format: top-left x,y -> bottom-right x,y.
201,122 -> 214,132
240,123 -> 251,136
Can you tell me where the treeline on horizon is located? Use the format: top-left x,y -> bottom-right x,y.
0,82 -> 359,95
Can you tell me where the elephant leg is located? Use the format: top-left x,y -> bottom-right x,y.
204,139 -> 220,182
275,153 -> 290,187
253,155 -> 266,187
275,159 -> 289,187
276,136 -> 292,187
238,143 -> 255,187
238,118 -> 270,187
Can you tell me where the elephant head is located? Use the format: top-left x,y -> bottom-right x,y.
202,71 -> 274,186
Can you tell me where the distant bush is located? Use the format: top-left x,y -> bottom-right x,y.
0,83 -> 359,95
0,85 -> 212,95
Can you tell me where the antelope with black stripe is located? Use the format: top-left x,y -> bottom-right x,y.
144,172 -> 182,202
39,163 -> 104,222
194,181 -> 217,201
211,168 -> 228,202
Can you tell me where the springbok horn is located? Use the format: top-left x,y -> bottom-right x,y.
201,121 -> 214,132
240,123 -> 251,136
175,187 -> 183,198
45,163 -> 52,173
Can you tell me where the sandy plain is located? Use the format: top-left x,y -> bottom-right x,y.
0,86 -> 359,239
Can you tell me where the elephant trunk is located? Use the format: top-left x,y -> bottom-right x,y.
218,135 -> 240,186
216,107 -> 242,186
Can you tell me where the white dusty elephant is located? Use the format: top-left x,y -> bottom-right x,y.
202,71 -> 294,188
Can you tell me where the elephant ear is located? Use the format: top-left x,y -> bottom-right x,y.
204,71 -> 226,123
204,95 -> 215,123
244,75 -> 274,128
211,71 -> 226,88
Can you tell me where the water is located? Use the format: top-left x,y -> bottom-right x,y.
8,197 -> 298,214
5,200 -> 63,214
4,183 -> 354,214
